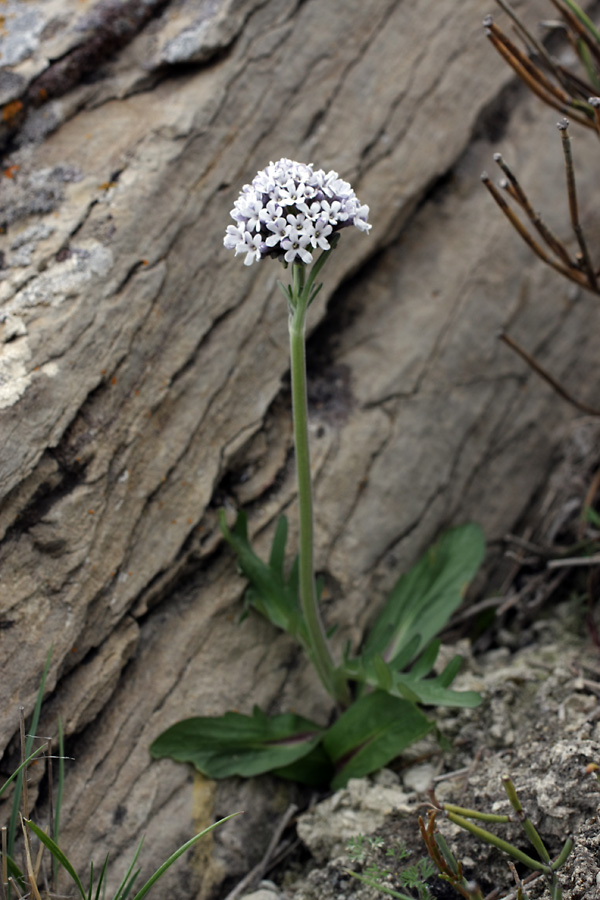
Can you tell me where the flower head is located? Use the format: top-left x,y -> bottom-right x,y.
224,158 -> 371,266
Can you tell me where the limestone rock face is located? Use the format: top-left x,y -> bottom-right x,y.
1,1 -> 598,897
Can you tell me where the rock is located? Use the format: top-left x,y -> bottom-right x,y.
1,1 -> 598,897
297,772 -> 412,864
286,612 -> 600,900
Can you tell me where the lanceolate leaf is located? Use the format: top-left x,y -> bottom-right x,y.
345,651 -> 481,710
362,523 -> 485,665
150,707 -> 324,779
219,510 -> 308,645
273,742 -> 334,787
322,692 -> 433,790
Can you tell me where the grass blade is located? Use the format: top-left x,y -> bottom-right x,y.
53,717 -> 64,886
111,838 -> 143,900
8,649 -> 52,857
0,746 -> 48,802
129,814 -> 243,900
93,856 -> 109,900
25,820 -> 86,900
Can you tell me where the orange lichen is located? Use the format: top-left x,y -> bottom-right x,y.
2,99 -> 23,123
2,164 -> 19,178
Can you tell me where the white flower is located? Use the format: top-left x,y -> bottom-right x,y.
297,201 -> 322,220
353,204 -> 372,233
310,219 -> 333,250
265,217 -> 290,246
286,212 -> 309,232
282,228 -> 313,264
224,157 -> 371,266
224,224 -> 245,250
259,199 -> 283,226
319,199 -> 346,225
236,231 -> 263,266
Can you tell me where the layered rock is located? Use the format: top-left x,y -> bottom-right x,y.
1,1 -> 597,897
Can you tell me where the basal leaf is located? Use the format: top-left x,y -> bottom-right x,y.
407,639 -> 441,680
273,742 -> 334,786
437,654 -> 463,688
393,670 -> 481,708
322,692 -> 432,789
362,523 -> 484,665
150,707 -> 324,779
219,510 -> 308,643
268,516 -> 288,575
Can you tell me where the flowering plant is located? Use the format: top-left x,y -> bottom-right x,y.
151,159 -> 484,789
223,157 -> 371,267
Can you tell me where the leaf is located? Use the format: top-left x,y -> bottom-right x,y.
362,523 -> 485,665
562,0 -> 600,45
112,838 -> 143,900
0,744 -> 48,800
25,819 -> 86,900
219,510 -> 308,644
344,645 -> 481,710
129,814 -> 242,900
393,672 -> 481,709
407,639 -> 441,680
150,707 -> 325,779
346,869 -> 417,900
9,647 -> 53,857
322,692 -> 433,789
273,743 -> 334,787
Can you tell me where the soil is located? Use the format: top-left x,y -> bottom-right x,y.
233,418 -> 600,900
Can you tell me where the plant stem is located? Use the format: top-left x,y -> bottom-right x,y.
288,263 -> 350,707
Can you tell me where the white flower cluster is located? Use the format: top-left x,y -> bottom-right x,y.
224,158 -> 371,266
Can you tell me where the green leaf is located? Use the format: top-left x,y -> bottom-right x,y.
346,869 -> 417,900
4,854 -> 24,885
25,819 -> 86,900
576,39 -> 600,93
408,640 -> 441,680
9,647 -> 53,857
362,523 -> 485,665
219,510 -> 308,644
584,505 -> 600,527
112,838 -> 143,900
344,645 -> 481,710
130,814 -> 242,900
393,672 -> 481,708
322,692 -> 433,789
273,742 -> 334,786
562,0 -> 600,45
150,706 -> 325,779
0,744 -> 48,800
268,516 -> 288,573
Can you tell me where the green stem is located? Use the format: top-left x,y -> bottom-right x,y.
446,812 -> 550,873
288,262 -> 350,707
